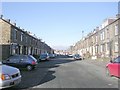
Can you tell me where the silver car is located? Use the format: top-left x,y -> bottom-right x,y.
73,54 -> 82,60
0,62 -> 21,89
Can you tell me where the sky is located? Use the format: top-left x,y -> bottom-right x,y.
1,2 -> 118,50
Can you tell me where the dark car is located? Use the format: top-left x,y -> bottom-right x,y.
106,56 -> 120,78
39,53 -> 49,61
2,55 -> 38,71
73,54 -> 82,60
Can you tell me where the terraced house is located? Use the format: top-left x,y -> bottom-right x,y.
0,16 -> 53,60
69,14 -> 120,60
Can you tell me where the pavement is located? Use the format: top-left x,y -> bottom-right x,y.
84,58 -> 110,68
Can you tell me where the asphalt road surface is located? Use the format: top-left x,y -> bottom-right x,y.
5,56 -> 119,90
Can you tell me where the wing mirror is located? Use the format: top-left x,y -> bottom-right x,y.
110,60 -> 113,63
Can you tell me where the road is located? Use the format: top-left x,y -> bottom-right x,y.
5,56 -> 119,90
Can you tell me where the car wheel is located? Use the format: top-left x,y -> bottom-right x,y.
26,65 -> 33,71
106,68 -> 111,77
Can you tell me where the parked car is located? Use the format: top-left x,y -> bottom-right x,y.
49,54 -> 55,58
2,55 -> 38,71
39,53 -> 49,61
73,54 -> 82,60
106,56 -> 120,78
0,62 -> 21,89
67,54 -> 73,58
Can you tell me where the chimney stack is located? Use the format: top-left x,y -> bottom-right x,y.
0,15 -> 3,19
6,19 -> 10,23
116,14 -> 120,18
13,23 -> 16,26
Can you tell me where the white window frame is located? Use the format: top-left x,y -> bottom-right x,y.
100,33 -> 103,40
96,36 -> 98,43
115,24 -> 118,36
21,32 -> 23,41
13,29 -> 17,40
100,45 -> 103,52
102,31 -> 105,40
114,42 -> 118,52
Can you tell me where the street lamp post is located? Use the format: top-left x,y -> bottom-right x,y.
82,30 -> 84,39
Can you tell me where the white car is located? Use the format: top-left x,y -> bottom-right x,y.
0,62 -> 21,89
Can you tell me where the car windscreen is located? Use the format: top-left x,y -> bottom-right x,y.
41,54 -> 47,56
75,54 -> 80,57
114,56 -> 120,63
7,55 -> 20,63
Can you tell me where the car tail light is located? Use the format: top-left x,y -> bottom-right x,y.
32,61 -> 36,65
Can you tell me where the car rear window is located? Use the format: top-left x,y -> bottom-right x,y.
28,55 -> 37,62
41,54 -> 47,56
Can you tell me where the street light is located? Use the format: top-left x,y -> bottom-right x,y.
82,30 -> 84,39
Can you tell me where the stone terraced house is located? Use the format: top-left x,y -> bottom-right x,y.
69,14 -> 120,60
0,16 -> 53,60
